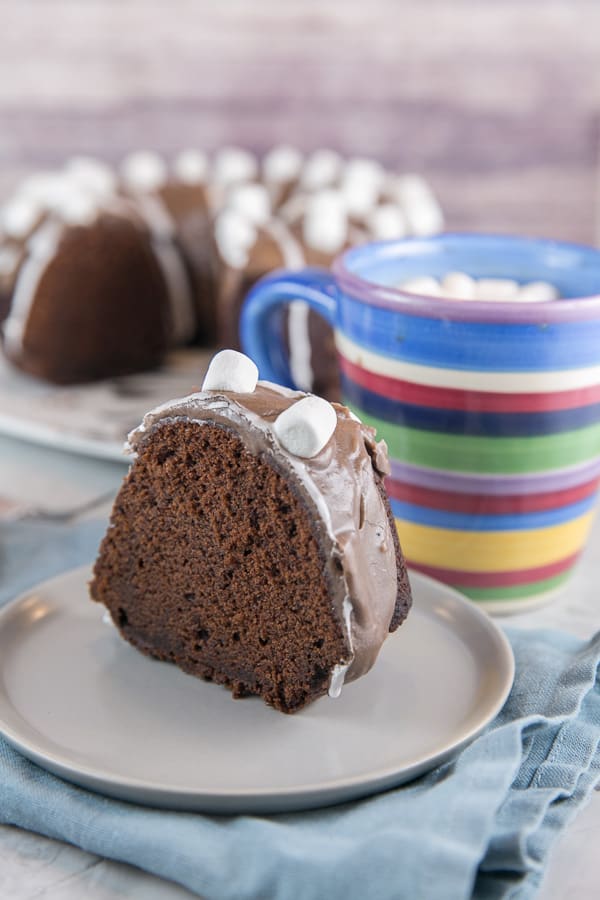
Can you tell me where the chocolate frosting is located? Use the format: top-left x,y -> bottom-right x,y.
126,381 -> 400,696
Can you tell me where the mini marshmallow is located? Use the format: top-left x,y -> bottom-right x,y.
273,395 -> 338,458
20,173 -> 85,214
300,149 -> 344,190
172,149 -> 209,185
303,189 -> 347,254
340,181 -> 378,219
53,190 -> 99,227
120,151 -> 168,192
65,157 -> 117,197
27,174 -> 100,225
399,273 -> 561,303
517,280 -> 559,302
366,203 -> 407,240
441,271 -> 477,300
262,145 -> 304,184
392,174 -> 444,236
476,278 -> 520,301
340,158 -> 385,218
1,198 -> 41,239
400,276 -> 442,297
227,182 -> 271,226
201,349 -> 259,393
344,157 -> 385,189
212,147 -> 258,186
214,208 -> 257,268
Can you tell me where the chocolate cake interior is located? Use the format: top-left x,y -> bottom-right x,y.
91,420 -> 348,714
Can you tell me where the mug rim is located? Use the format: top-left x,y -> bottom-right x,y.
332,232 -> 600,323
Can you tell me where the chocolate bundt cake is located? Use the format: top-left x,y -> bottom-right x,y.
90,350 -> 412,714
0,148 -> 443,395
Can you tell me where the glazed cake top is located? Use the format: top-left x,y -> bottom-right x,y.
126,351 -> 405,698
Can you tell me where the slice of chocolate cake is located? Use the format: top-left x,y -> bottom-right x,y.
90,350 -> 411,714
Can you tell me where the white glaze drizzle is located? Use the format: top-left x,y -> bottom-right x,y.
261,218 -> 315,393
151,239 -> 197,344
0,245 -> 19,276
132,193 -> 197,344
262,217 -> 304,270
1,197 -> 42,239
328,662 -> 351,699
2,221 -> 63,354
328,596 -> 354,697
287,301 -> 313,391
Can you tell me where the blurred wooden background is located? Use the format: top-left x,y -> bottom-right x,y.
1,0 -> 599,243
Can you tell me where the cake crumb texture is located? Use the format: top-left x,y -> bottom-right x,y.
91,421 -> 348,713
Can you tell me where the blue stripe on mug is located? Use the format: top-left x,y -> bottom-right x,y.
389,492 -> 598,532
337,292 -> 600,371
341,374 -> 600,437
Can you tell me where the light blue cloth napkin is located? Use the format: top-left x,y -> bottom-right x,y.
1,519 -> 599,900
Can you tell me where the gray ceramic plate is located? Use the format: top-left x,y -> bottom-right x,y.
0,566 -> 514,813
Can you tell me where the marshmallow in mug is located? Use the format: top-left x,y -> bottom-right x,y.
399,272 -> 560,302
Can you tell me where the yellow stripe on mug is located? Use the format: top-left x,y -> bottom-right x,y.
395,510 -> 596,573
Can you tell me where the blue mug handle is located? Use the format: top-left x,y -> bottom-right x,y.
239,267 -> 338,388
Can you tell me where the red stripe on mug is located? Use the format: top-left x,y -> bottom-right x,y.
409,552 -> 580,588
338,356 -> 600,413
385,477 -> 600,514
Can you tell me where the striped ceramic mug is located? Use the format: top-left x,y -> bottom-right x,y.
240,234 -> 600,612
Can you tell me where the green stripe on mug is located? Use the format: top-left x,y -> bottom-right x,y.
458,570 -> 572,602
348,403 -> 600,475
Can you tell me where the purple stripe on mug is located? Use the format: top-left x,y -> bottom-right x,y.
240,234 -> 600,612
389,456 -> 600,496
